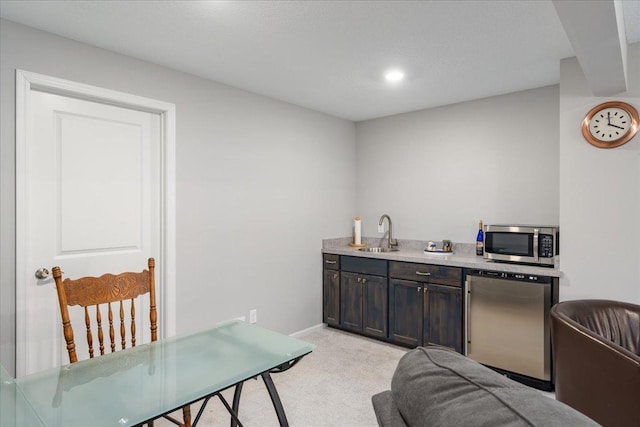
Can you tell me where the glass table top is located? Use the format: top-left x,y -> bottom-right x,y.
14,320 -> 315,427
1,363 -> 46,427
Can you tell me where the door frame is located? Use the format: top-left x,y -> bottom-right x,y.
15,69 -> 176,376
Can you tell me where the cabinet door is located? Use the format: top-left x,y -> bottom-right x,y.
362,274 -> 387,338
423,283 -> 462,353
389,279 -> 423,346
340,271 -> 363,332
323,269 -> 340,325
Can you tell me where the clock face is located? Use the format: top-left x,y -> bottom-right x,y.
588,107 -> 631,142
582,101 -> 639,148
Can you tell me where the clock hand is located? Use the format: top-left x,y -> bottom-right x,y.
607,123 -> 625,130
607,112 -> 611,125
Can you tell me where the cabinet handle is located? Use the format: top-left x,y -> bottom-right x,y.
325,260 -> 337,264
357,277 -> 361,283
363,278 -> 367,284
416,271 -> 431,277
417,286 -> 422,293
333,273 -> 338,279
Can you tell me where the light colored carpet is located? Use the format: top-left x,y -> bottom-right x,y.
159,325 -> 407,427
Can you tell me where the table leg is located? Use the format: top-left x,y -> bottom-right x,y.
230,382 -> 244,427
260,372 -> 289,427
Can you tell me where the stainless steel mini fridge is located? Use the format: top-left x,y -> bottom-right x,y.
465,269 -> 553,390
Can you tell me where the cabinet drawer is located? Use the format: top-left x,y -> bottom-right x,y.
389,262 -> 461,287
341,256 -> 387,276
323,253 -> 340,270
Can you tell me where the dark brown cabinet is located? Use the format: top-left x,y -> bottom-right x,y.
388,278 -> 422,346
362,274 -> 388,337
340,257 -> 388,338
322,254 -> 340,325
389,261 -> 463,352
340,271 -> 363,330
322,254 -> 462,349
423,282 -> 462,351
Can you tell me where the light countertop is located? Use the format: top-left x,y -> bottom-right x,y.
322,237 -> 562,278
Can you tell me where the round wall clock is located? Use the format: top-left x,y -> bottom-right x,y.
581,101 -> 639,148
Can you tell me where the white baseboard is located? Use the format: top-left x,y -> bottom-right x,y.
290,323 -> 325,337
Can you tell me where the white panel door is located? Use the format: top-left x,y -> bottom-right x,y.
21,89 -> 160,375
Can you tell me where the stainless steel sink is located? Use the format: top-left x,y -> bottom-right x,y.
358,247 -> 398,253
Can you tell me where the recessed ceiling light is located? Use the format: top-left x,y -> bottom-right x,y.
384,70 -> 405,83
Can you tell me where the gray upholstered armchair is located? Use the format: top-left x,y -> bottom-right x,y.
550,299 -> 640,427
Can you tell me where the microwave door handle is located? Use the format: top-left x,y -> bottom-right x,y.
533,228 -> 539,263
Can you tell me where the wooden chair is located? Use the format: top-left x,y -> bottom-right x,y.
52,258 -> 191,427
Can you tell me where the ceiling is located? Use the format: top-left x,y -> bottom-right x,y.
1,0 -> 639,121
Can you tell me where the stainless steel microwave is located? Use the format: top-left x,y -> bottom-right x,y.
484,225 -> 559,266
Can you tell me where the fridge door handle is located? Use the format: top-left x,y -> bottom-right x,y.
465,279 -> 470,356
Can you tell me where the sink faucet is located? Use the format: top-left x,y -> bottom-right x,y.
378,214 -> 398,249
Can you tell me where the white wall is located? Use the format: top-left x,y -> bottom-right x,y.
3,18 -> 638,375
0,19 -> 356,373
355,85 -> 560,242
558,43 -> 640,304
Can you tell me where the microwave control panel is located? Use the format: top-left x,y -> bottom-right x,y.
539,234 -> 554,258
